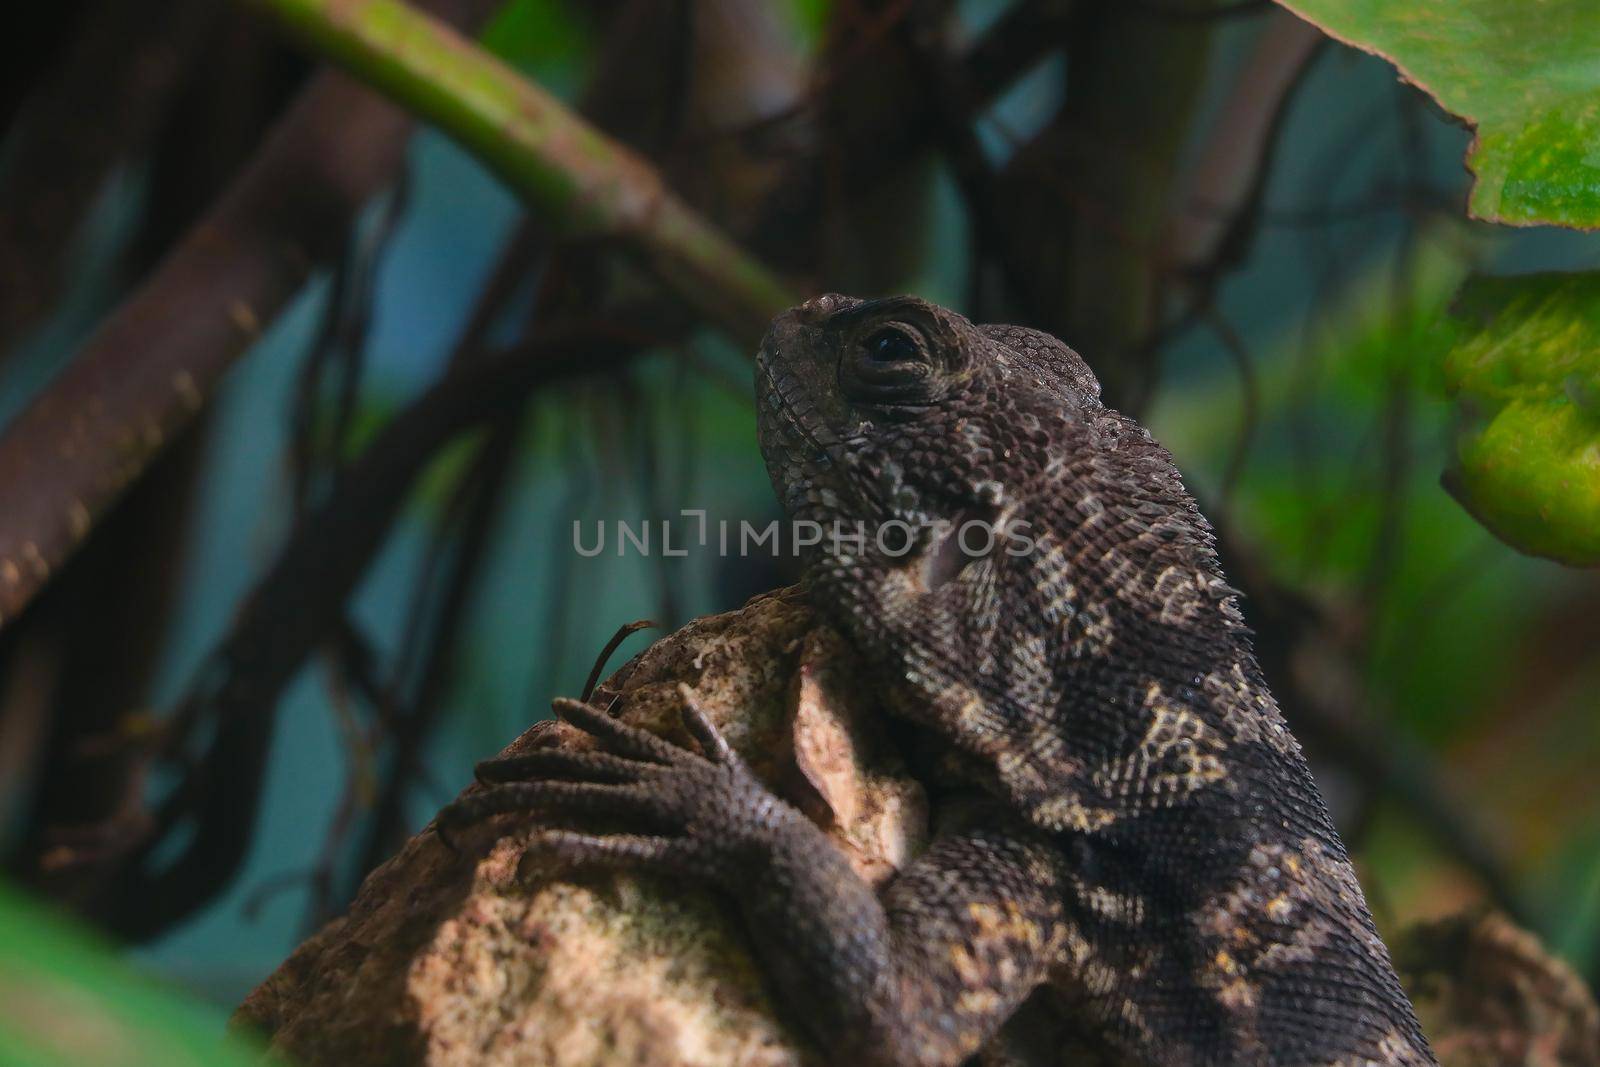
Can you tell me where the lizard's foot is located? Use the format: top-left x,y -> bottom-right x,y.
435,686 -> 798,879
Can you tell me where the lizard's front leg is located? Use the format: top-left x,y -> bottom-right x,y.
436,692 -> 1069,1067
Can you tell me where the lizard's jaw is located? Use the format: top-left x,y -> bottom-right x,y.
755,308 -> 866,525
755,354 -> 846,522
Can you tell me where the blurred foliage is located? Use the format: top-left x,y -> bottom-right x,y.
1275,0 -> 1600,228
0,883 -> 263,1067
1152,223 -> 1600,956
1156,229 -> 1495,741
479,0 -> 829,88
1442,272 -> 1600,566
480,0 -> 589,92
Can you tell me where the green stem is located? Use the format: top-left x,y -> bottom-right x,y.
248,0 -> 796,344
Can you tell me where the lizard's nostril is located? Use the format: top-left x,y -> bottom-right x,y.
797,292 -> 857,322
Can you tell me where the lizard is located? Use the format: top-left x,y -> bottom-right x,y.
439,294 -> 1437,1066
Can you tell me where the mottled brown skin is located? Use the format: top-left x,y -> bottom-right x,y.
440,296 -> 1436,1066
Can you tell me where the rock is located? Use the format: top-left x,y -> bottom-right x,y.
1399,911 -> 1600,1067
234,588 -> 927,1067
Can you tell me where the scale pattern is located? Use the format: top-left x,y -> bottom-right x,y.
750,295 -> 1434,1065
442,294 -> 1436,1066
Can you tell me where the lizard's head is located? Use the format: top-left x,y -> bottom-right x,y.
755,293 -> 1101,538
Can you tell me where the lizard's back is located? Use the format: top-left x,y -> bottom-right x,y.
760,296 -> 1435,1065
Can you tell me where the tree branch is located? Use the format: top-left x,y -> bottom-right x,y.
0,0 -> 502,628
245,0 -> 792,342
1163,10 -> 1325,279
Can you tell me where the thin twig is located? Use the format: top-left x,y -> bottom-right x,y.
1206,309 -> 1259,512
99,323 -> 646,939
1164,11 -> 1325,282
581,621 -> 655,704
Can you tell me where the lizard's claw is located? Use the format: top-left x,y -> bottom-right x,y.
434,688 -> 795,880
675,683 -> 738,766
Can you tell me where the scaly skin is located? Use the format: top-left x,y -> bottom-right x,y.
441,295 -> 1436,1066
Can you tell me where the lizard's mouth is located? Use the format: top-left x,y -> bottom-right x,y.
754,345 -> 866,518
756,348 -> 838,460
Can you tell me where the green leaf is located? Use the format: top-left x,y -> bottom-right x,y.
0,882 -> 265,1067
1275,0 -> 1600,229
787,0 -> 830,44
1442,271 -> 1600,566
479,0 -> 587,75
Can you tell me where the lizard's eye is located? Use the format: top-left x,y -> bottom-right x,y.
839,319 -> 943,408
866,326 -> 923,365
